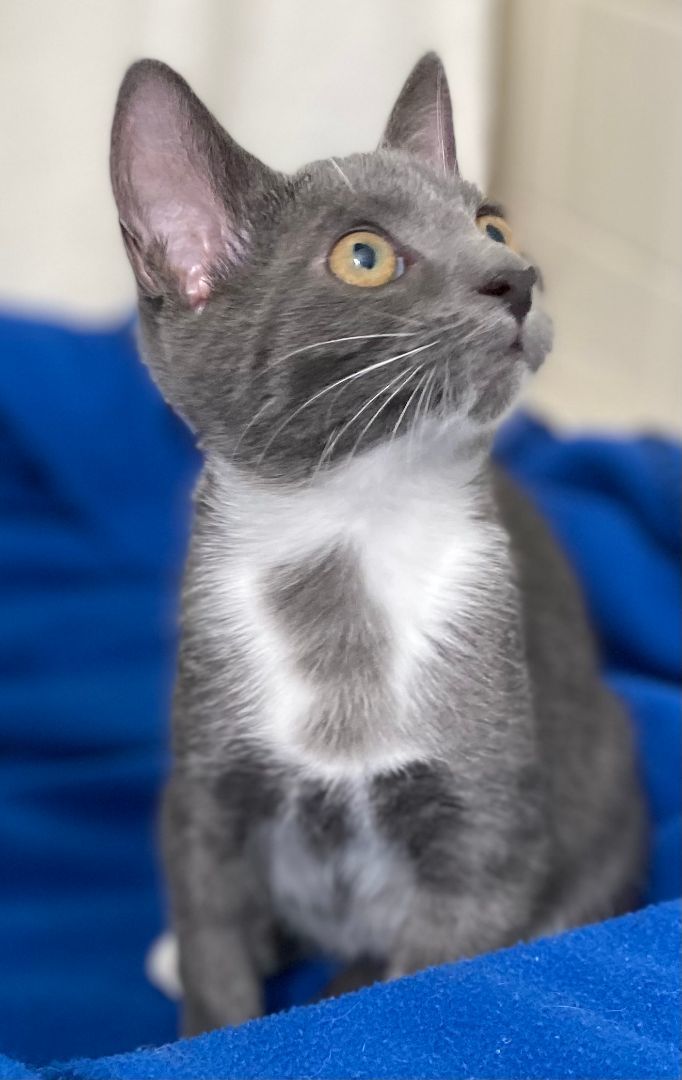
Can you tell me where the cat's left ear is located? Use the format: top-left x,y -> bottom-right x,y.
110,60 -> 279,309
380,52 -> 458,175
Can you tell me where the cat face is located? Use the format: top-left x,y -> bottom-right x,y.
111,54 -> 552,479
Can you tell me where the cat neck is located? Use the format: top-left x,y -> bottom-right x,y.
203,417 -> 494,557
192,421 -> 503,779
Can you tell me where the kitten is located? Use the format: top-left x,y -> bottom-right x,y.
111,52 -> 645,1036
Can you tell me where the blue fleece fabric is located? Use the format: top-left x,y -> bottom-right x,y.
0,312 -> 680,1077
52,902 -> 682,1080
0,1055 -> 36,1080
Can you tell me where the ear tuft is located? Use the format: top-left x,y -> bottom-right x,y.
110,60 -> 275,308
381,52 -> 458,176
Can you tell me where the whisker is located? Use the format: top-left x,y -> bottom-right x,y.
321,342 -> 418,423
319,325 -> 442,423
390,373 -> 427,447
440,361 -> 451,419
415,368 -> 435,429
312,423 -> 341,480
256,339 -> 441,465
423,367 -> 438,419
312,362 -> 417,476
271,331 -> 416,367
230,397 -> 273,462
329,157 -> 355,193
408,368 -> 436,465
347,364 -> 424,465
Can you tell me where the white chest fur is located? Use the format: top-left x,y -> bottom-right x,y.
201,423 -> 500,779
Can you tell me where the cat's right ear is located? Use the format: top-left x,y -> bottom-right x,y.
380,52 -> 458,175
110,60 -> 277,309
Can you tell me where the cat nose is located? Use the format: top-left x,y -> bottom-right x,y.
478,266 -> 537,323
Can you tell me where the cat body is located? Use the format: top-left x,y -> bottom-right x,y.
111,53 -> 645,1035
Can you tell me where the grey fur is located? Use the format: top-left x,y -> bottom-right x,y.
266,546 -> 391,757
372,762 -> 466,891
296,779 -> 352,857
111,52 -> 646,1036
267,547 -> 388,684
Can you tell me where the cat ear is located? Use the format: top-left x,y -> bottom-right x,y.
110,60 -> 277,308
380,52 -> 458,175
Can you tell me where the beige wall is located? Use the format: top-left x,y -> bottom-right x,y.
492,0 -> 682,433
0,0 -> 499,320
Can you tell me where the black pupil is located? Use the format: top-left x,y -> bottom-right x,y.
352,241 -> 377,269
486,223 -> 507,244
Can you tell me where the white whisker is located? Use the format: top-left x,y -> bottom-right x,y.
408,368 -> 435,465
347,364 -> 424,465
271,332 -> 416,368
230,397 -> 273,462
424,367 -> 438,419
391,373 -> 426,446
415,369 -> 435,429
441,361 -> 451,419
329,157 -> 355,193
313,362 -> 420,477
256,339 -> 441,465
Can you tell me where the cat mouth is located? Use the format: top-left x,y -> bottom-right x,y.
511,330 -> 524,352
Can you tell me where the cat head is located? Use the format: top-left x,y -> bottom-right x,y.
111,53 -> 552,480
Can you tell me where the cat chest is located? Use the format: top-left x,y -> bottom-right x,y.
230,515 -> 473,772
203,451 -> 497,772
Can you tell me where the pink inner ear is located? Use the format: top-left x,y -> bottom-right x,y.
150,197 -> 233,309
118,85 -> 242,307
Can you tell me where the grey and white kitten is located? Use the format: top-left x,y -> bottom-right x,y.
110,53 -> 645,1037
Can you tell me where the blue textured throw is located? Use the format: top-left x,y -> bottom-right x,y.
0,312 -> 680,1078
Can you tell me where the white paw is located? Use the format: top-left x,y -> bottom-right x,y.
145,931 -> 182,1000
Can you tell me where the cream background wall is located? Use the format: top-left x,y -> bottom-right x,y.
0,0 -> 499,320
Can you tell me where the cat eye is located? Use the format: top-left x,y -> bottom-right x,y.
328,230 -> 405,288
476,213 -> 516,251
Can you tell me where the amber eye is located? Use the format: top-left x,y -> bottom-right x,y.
328,230 -> 404,288
476,214 -> 517,251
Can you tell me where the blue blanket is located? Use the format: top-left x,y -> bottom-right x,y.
0,312 -> 680,1077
